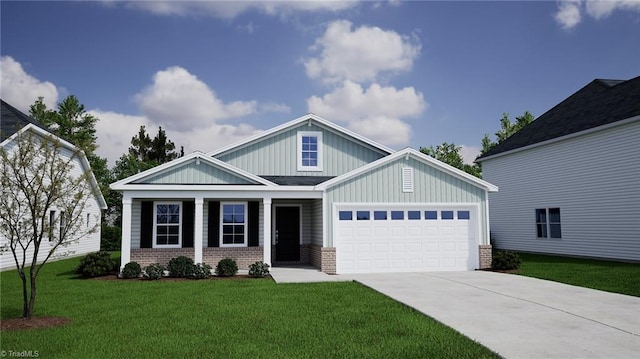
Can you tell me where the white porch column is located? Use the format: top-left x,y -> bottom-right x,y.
194,197 -> 204,264
262,197 -> 272,266
120,197 -> 132,271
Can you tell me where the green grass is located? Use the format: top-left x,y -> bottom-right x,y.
515,252 -> 640,297
1,256 -> 499,359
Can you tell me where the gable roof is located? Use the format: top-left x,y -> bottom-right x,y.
209,113 -> 395,157
110,151 -> 277,190
316,147 -> 498,192
477,76 -> 640,161
1,99 -> 48,142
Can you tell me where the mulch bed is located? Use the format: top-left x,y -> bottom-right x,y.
90,273 -> 269,281
1,316 -> 71,332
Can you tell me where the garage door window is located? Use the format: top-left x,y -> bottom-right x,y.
356,211 -> 370,220
458,211 -> 470,220
339,211 -> 352,220
374,211 -> 387,220
425,211 -> 438,220
391,211 -> 404,220
441,211 -> 454,220
408,211 -> 420,220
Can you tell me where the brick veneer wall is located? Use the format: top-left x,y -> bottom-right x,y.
321,247 -> 336,274
309,244 -> 322,269
203,247 -> 263,270
479,245 -> 492,269
130,248 -> 194,267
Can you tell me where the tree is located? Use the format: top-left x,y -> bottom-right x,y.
0,130 -> 99,319
481,111 -> 535,155
420,142 -> 481,178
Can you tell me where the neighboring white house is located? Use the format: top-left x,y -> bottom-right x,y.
477,77 -> 640,262
0,99 -> 107,271
111,114 -> 498,274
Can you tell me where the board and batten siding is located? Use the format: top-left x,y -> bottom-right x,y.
134,159 -> 254,185
215,123 -> 386,176
0,133 -> 102,270
482,120 -> 640,261
324,157 -> 488,247
310,199 -> 323,246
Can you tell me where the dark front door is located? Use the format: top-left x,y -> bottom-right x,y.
275,206 -> 300,261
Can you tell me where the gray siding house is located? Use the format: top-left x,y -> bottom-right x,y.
477,77 -> 640,262
111,114 -> 498,274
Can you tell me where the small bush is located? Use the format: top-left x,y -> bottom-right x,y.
167,256 -> 195,278
143,263 -> 165,280
192,263 -> 213,279
492,250 -> 522,270
248,261 -> 270,278
77,251 -> 116,277
121,261 -> 142,279
215,258 -> 238,277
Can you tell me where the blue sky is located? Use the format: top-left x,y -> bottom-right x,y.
2,1 -> 639,166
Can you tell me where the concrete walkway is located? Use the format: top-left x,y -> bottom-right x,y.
351,271 -> 640,359
270,266 -> 351,283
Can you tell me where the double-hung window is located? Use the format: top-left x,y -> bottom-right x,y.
536,208 -> 561,239
297,131 -> 322,171
221,203 -> 247,247
154,202 -> 181,247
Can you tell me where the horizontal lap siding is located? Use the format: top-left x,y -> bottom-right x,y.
311,199 -> 323,246
216,124 -> 385,176
325,157 -> 486,247
482,121 -> 640,261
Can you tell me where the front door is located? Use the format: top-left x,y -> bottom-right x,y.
275,206 -> 300,261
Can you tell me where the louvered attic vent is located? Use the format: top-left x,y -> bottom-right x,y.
402,167 -> 414,193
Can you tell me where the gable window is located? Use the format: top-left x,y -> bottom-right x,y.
221,203 -> 247,247
154,202 -> 182,248
297,131 -> 323,171
536,208 -> 561,239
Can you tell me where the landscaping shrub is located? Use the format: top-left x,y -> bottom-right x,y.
248,261 -> 270,278
143,263 -> 165,280
167,256 -> 195,278
215,258 -> 238,277
77,251 -> 116,277
121,261 -> 142,279
192,263 -> 213,279
492,250 -> 522,270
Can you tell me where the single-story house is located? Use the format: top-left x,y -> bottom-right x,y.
0,99 -> 107,270
477,77 -> 640,262
111,114 -> 498,274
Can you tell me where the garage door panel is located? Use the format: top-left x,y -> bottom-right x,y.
336,205 -> 478,274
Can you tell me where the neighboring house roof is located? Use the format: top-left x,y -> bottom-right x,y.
209,113 -> 395,157
477,76 -> 640,161
0,99 -> 47,142
260,176 -> 335,186
110,151 -> 278,190
316,147 -> 498,192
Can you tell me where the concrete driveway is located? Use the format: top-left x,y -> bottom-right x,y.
351,271 -> 640,359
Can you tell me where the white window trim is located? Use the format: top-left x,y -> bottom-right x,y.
152,202 -> 182,248
297,131 -> 323,172
220,202 -> 248,248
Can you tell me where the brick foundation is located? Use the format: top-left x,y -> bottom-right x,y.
203,247 -> 263,270
130,248 -> 194,267
479,245 -> 492,269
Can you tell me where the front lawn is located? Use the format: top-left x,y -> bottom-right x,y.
1,256 -> 499,358
515,252 -> 640,297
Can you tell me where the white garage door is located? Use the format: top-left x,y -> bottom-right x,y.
335,205 -> 479,274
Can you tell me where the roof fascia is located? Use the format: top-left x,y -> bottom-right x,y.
477,115 -> 640,163
208,113 -> 395,157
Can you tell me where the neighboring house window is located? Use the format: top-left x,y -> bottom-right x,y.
59,211 -> 66,238
402,167 -> 414,193
154,202 -> 182,248
86,213 -> 90,228
221,202 -> 247,247
49,211 -> 56,241
536,208 -> 562,239
297,131 -> 323,171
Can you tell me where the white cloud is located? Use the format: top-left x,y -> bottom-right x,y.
304,20 -> 421,84
0,56 -> 58,113
307,80 -> 426,146
459,145 -> 481,165
124,1 -> 357,19
554,0 -> 640,29
134,66 -> 257,132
